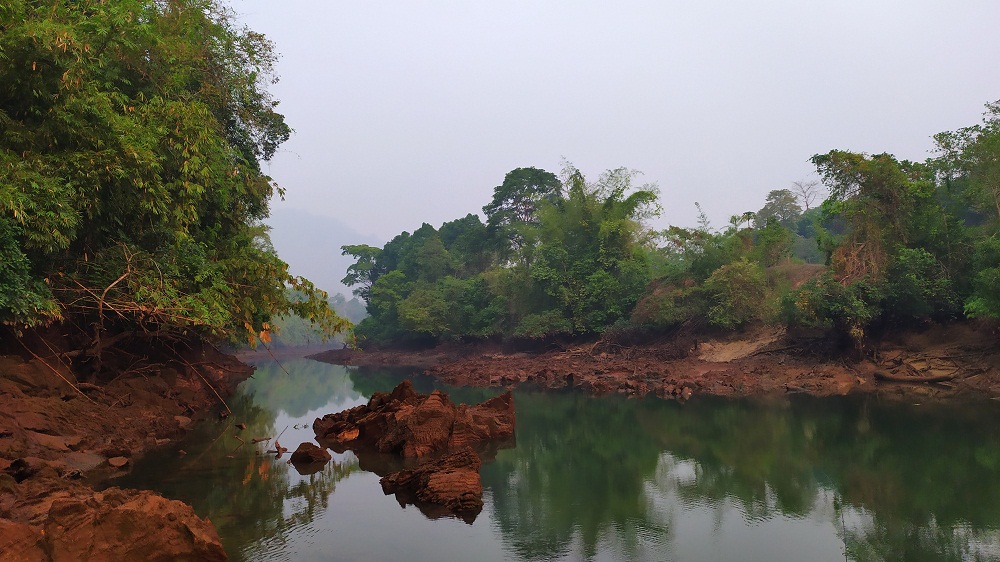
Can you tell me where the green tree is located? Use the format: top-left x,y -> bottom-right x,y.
340,244 -> 384,304
483,167 -> 562,259
0,0 -> 342,349
755,189 -> 802,229
934,100 -> 1000,224
524,166 -> 659,334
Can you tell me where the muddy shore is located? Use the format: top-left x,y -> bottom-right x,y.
0,341 -> 252,560
311,324 -> 1000,401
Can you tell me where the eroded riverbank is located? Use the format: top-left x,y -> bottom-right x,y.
311,324 -> 1000,401
0,341 -> 251,560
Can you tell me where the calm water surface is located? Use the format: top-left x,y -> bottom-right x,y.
114,357 -> 1000,561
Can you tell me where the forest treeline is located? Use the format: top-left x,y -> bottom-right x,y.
344,103 -> 1000,349
0,1 -> 343,361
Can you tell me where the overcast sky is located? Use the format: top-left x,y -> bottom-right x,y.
238,0 -> 1000,244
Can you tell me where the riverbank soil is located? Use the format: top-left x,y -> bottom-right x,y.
0,336 -> 251,560
312,322 -> 1000,400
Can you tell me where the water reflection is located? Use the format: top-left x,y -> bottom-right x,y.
114,358 -> 1000,561
489,392 -> 1000,561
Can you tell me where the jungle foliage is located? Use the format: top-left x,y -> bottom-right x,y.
345,101 -> 1000,349
0,1 -> 344,352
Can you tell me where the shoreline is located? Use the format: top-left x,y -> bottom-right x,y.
3,321 -> 996,558
0,342 -> 253,560
309,323 -> 1000,402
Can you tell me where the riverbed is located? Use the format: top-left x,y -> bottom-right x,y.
112,356 -> 1000,561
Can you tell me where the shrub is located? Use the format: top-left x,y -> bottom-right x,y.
703,259 -> 768,329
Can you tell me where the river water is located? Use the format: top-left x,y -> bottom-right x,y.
114,357 -> 1000,561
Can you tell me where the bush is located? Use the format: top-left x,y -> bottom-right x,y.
703,259 -> 768,329
513,310 -> 574,338
965,238 -> 1000,319
883,247 -> 960,322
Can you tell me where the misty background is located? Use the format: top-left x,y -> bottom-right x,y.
240,1 -> 1000,296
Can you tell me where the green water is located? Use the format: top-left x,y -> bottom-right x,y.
112,357 -> 1000,561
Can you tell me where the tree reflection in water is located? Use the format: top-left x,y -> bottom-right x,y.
485,391 -> 1000,561
118,359 -> 1000,561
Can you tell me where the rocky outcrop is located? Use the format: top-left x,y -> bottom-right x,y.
312,381 -> 515,519
0,488 -> 226,562
312,380 -> 514,458
380,447 -> 483,522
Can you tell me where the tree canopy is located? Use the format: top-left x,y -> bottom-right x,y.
0,0 -> 343,353
343,99 -> 1000,351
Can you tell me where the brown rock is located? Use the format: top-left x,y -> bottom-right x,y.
43,488 -> 226,562
313,381 -> 515,459
0,519 -> 47,562
380,447 -> 483,518
289,442 -> 332,465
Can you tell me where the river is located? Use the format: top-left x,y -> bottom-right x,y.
112,356 -> 1000,561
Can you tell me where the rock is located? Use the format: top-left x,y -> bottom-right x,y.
289,442 -> 331,466
107,456 -> 129,469
0,519 -> 46,562
380,447 -> 483,520
24,431 -> 82,453
173,416 -> 192,429
313,380 -> 515,459
43,488 -> 226,562
312,381 -> 515,519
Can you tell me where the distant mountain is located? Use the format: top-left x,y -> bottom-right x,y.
265,208 -> 380,297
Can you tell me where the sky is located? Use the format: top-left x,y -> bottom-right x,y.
238,0 -> 1000,246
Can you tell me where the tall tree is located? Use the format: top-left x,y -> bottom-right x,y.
755,189 -> 802,229
791,180 -> 823,211
483,167 -> 561,258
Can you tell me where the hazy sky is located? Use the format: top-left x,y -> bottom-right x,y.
239,0 -> 1000,243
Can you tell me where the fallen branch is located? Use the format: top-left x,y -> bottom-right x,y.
172,354 -> 232,415
17,340 -> 98,405
874,370 -> 957,384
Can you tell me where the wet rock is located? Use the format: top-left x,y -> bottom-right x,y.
289,442 -> 331,466
380,447 -> 483,520
313,380 -> 515,459
43,488 -> 226,562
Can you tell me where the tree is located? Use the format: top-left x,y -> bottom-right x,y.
791,180 -> 823,211
483,167 -> 562,257
525,166 -> 659,334
341,244 -> 385,304
934,100 -> 1000,224
755,189 -> 802,229
811,151 -> 927,284
0,1 -> 342,349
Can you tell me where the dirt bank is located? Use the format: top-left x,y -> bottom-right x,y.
0,339 -> 252,560
312,323 -> 1000,401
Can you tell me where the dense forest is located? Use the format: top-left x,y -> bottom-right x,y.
343,104 -> 1000,350
0,0 -> 343,362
